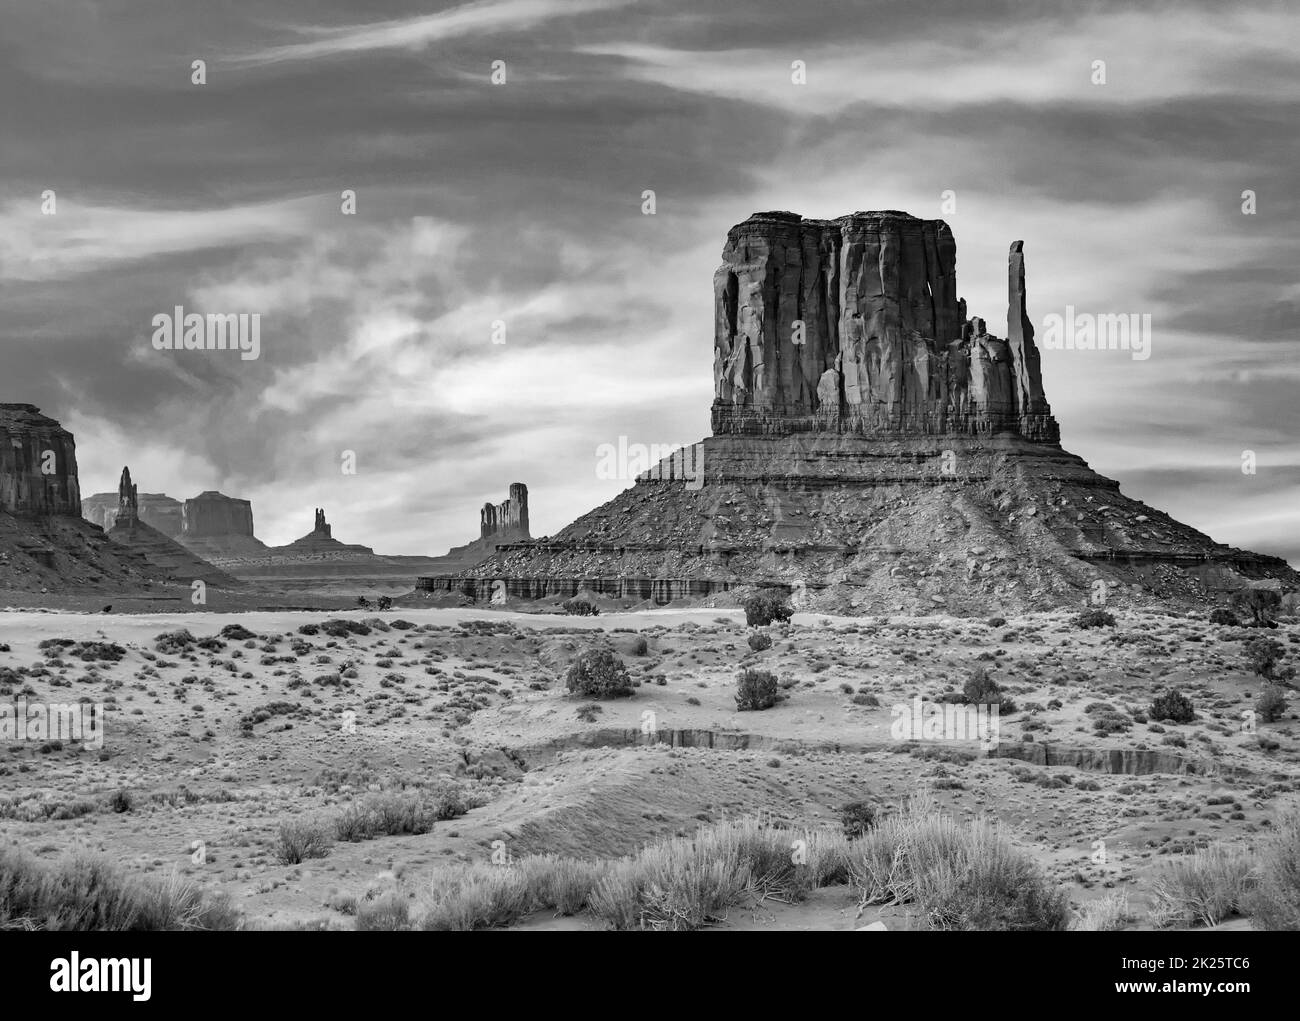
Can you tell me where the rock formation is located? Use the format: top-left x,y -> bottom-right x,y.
83,490 -> 182,536
418,211 -> 1298,612
274,508 -> 373,555
711,212 -> 1057,442
105,467 -> 238,587
0,407 -> 198,593
481,484 -> 530,540
182,491 -> 255,537
0,404 -> 81,516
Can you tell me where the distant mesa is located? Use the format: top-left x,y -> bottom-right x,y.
83,490 -> 182,536
418,210 -> 1298,612
0,404 -> 80,517
273,507 -> 374,555
105,467 -> 238,587
176,490 -> 270,559
1,405 -> 201,593
481,483 -> 530,541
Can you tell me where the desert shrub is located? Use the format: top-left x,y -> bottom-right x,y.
417,864 -> 533,931
986,616 -> 1007,628
1246,807 -> 1300,930
962,667 -> 1017,714
219,624 -> 256,640
1074,891 -> 1134,931
274,818 -> 333,864
735,669 -> 780,711
845,794 -> 1068,931
0,846 -> 237,930
565,648 -> 633,699
333,784 -> 475,842
1150,844 -> 1254,928
562,598 -> 599,616
297,623 -> 319,636
1255,685 -> 1289,724
377,596 -> 393,611
320,619 -> 370,638
1244,638 -> 1292,681
1150,688 -> 1195,724
743,592 -> 793,628
154,629 -> 196,654
107,789 -> 133,814
840,801 -> 879,839
1073,609 -> 1115,629
1209,608 -> 1239,627
355,891 -> 410,930
747,632 -> 772,652
851,693 -> 880,707
631,636 -> 649,656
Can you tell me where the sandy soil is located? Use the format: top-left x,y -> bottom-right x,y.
1,604 -> 1296,930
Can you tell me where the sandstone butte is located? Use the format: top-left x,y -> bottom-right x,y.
418,210 -> 1299,614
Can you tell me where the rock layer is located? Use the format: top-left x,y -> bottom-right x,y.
711,212 -> 1058,441
0,404 -> 81,516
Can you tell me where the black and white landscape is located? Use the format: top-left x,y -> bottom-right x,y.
1,0 -> 1298,947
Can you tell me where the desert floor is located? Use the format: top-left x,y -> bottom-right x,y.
1,604 -> 1296,930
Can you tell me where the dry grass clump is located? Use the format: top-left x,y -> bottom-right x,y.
1246,806 -> 1300,930
0,846 -> 238,930
1150,843 -> 1255,928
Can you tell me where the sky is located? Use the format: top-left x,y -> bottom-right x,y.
1,0 -> 1296,563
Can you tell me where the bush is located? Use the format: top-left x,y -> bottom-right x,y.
377,596 -> 393,611
1244,638 -> 1292,681
747,632 -> 772,652
219,624 -> 256,640
334,784 -> 475,842
1255,685 -> 1289,724
735,669 -> 780,711
744,592 -> 793,627
274,818 -> 333,864
846,794 -> 1068,930
986,617 -> 1007,628
631,636 -> 648,656
355,891 -> 408,930
1073,609 -> 1115,629
562,598 -> 599,616
1246,807 -> 1300,930
1209,608 -> 1239,627
0,846 -> 238,930
107,789 -> 133,814
1151,844 -> 1254,928
962,667 -> 1017,714
1150,688 -> 1195,724
840,801 -> 879,839
565,648 -> 633,699
154,629 -> 196,654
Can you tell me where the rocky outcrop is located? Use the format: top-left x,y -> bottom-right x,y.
0,404 -> 81,516
418,209 -> 1298,611
105,467 -> 238,587
481,483 -> 530,540
711,212 -> 1058,441
83,490 -> 182,536
182,491 -> 255,538
274,508 -> 373,554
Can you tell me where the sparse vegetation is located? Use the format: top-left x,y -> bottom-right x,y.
565,648 -> 633,699
1073,609 -> 1115,629
747,632 -> 772,652
1150,688 -> 1195,724
743,591 -> 793,628
562,598 -> 599,616
735,668 -> 780,711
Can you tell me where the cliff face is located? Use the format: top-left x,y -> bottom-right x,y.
711,212 -> 1058,441
0,404 -> 81,516
182,491 -> 255,538
481,483 -> 530,540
